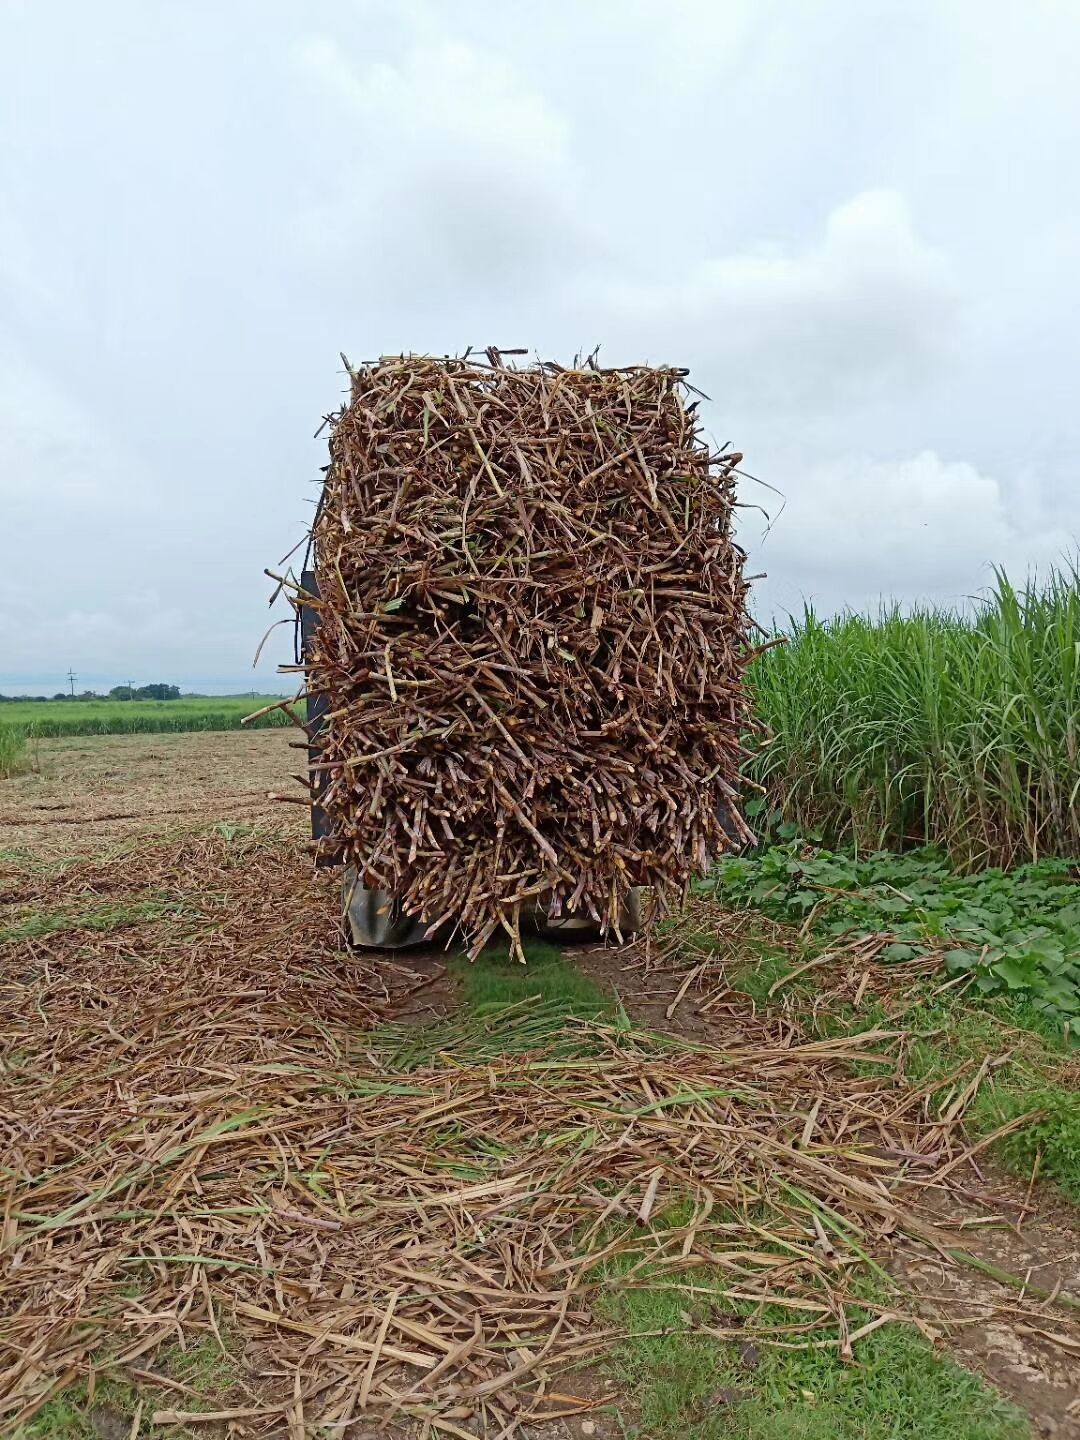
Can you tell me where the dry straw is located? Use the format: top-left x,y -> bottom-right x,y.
0,837 -> 993,1436
5,834 -> 1077,1435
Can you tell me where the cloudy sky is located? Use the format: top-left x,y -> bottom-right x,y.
2,0 -> 1078,694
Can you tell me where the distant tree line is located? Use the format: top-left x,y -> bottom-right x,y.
0,684 -> 183,702
107,684 -> 182,701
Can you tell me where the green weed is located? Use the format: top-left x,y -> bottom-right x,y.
711,843 -> 1080,1022
971,1082 -> 1080,1205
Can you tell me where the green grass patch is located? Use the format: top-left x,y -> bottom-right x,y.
371,941 -> 617,1073
13,1378 -> 140,1440
598,1213 -> 1027,1440
455,936 -> 612,1016
974,1082 -> 1080,1204
156,1333 -> 239,1398
13,1336 -> 236,1438
0,723 -> 31,778
605,1291 -> 1027,1439
725,947 -> 797,1008
0,896 -> 185,944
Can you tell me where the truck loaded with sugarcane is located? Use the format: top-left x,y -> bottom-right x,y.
281,350 -> 752,956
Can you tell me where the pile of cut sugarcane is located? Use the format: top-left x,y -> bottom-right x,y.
297,351 -> 754,955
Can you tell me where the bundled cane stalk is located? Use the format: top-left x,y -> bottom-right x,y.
298,351 -> 755,956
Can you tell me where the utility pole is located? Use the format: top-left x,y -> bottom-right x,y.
126,680 -> 135,700
67,668 -> 77,698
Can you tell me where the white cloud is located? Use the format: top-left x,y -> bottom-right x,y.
2,0 -> 1080,689
597,190 -> 956,417
752,449 -> 1074,619
0,340 -> 151,509
298,34 -> 567,156
0,212 -> 59,314
292,33 -> 594,293
0,575 -> 272,683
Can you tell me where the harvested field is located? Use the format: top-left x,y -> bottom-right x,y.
0,828 -> 1038,1436
570,941 -> 1080,1435
0,731 -> 300,856
2,735 -> 1079,1438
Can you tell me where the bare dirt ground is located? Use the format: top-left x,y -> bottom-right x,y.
0,730 -> 303,856
3,732 -> 1079,1437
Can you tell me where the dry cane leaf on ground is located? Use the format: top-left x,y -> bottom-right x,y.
1,834 -> 1039,1437
278,352 -> 758,957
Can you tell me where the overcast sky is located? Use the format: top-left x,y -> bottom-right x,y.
2,0 -> 1078,694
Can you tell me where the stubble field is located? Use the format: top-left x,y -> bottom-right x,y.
1,732 -> 1078,1440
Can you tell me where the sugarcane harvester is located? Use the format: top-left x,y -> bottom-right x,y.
286,351 -> 753,959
